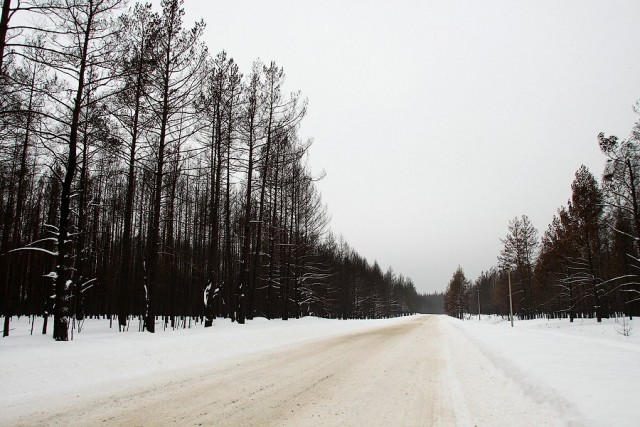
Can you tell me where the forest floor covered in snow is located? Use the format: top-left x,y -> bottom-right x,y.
1,314 -> 638,426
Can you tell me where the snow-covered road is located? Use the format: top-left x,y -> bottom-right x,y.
3,316 -> 574,426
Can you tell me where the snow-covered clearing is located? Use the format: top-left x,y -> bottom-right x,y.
1,314 -> 637,425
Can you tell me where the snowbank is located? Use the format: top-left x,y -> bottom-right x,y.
446,315 -> 640,426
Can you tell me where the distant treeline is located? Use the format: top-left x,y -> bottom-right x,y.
445,115 -> 640,321
0,0 -> 433,340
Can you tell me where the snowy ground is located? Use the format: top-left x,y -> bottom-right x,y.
1,315 -> 411,412
1,314 -> 638,425
446,314 -> 640,426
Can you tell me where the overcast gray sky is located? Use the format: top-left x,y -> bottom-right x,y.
184,0 -> 640,294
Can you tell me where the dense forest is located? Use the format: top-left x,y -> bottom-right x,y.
0,0 -> 441,341
445,118 -> 640,321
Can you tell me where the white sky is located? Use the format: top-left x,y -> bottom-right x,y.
182,0 -> 640,293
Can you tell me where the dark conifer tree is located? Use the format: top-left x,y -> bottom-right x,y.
444,266 -> 469,319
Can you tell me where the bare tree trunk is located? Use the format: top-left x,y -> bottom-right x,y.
224,99 -> 233,320
53,5 -> 96,341
145,79 -> 169,333
239,122 -> 254,325
0,0 -> 11,76
205,98 -> 222,327
266,140 -> 282,320
248,97 -> 275,319
118,54 -> 146,330
73,81 -> 94,327
238,67 -> 262,324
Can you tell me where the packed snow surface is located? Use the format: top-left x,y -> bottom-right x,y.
1,314 -> 638,425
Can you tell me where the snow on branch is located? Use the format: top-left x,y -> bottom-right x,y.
9,246 -> 58,257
